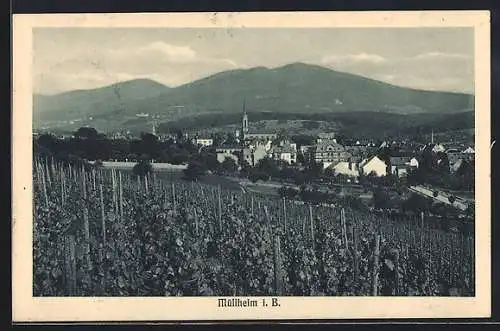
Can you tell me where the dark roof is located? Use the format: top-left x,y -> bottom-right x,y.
216,144 -> 241,150
389,156 -> 411,166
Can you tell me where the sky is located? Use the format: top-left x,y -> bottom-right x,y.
33,27 -> 474,95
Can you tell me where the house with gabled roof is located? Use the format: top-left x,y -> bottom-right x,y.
269,141 -> 297,164
360,155 -> 388,177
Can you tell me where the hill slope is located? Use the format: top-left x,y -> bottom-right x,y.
34,78 -> 170,122
154,62 -> 473,115
33,63 -> 474,125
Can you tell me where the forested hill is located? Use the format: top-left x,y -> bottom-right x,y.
34,62 -> 474,123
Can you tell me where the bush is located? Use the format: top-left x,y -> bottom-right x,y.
278,186 -> 299,199
183,161 -> 207,181
248,170 -> 268,183
133,160 -> 153,177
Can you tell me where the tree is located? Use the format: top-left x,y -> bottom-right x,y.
183,160 -> 207,181
257,157 -> 280,179
224,133 -> 239,146
305,161 -> 323,181
74,127 -> 98,140
278,186 -> 299,199
323,167 -> 336,180
221,157 -> 238,174
132,160 -> 153,177
294,172 -> 306,186
291,134 -> 315,148
436,152 -> 450,174
37,133 -> 57,151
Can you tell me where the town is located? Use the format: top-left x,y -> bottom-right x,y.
34,107 -> 475,234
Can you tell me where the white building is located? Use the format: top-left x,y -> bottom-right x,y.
331,161 -> 360,178
195,138 -> 214,147
360,156 -> 388,177
408,157 -> 419,168
269,142 -> 297,164
243,145 -> 268,167
462,146 -> 475,154
432,143 -> 446,153
216,146 -> 240,163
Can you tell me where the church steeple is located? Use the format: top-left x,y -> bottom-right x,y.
242,99 -> 249,135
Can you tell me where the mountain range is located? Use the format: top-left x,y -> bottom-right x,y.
33,62 -> 474,135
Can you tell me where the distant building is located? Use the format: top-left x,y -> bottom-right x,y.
330,161 -> 360,178
269,142 -> 297,164
409,157 -> 419,168
216,145 -> 241,163
360,155 -> 388,177
314,140 -> 351,166
194,138 -> 214,147
300,145 -> 314,154
316,132 -> 336,144
389,156 -> 411,177
243,145 -> 268,167
463,146 -> 475,154
432,143 -> 446,153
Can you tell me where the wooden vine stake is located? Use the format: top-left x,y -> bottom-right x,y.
251,195 -> 254,217
119,171 -> 124,237
172,183 -> 176,211
263,206 -> 273,243
309,205 -> 315,250
99,184 -> 106,243
273,234 -> 284,295
111,169 -> 117,214
282,197 -> 287,233
394,249 -> 400,296
217,185 -> 222,232
371,234 -> 381,296
63,234 -> 77,296
194,207 -> 199,237
353,224 -> 359,291
420,211 -> 424,253
40,163 -> 49,208
60,166 -> 65,207
341,208 -> 349,251
45,161 -> 52,188
82,168 -> 92,272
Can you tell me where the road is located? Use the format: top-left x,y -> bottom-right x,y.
409,185 -> 469,211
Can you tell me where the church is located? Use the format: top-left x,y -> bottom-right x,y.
238,104 -> 277,142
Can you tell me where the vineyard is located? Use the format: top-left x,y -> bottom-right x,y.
33,158 -> 475,297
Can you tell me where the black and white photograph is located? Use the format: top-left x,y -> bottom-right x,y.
13,11 -> 491,321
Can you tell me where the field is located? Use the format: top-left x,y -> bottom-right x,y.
33,158 -> 475,297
